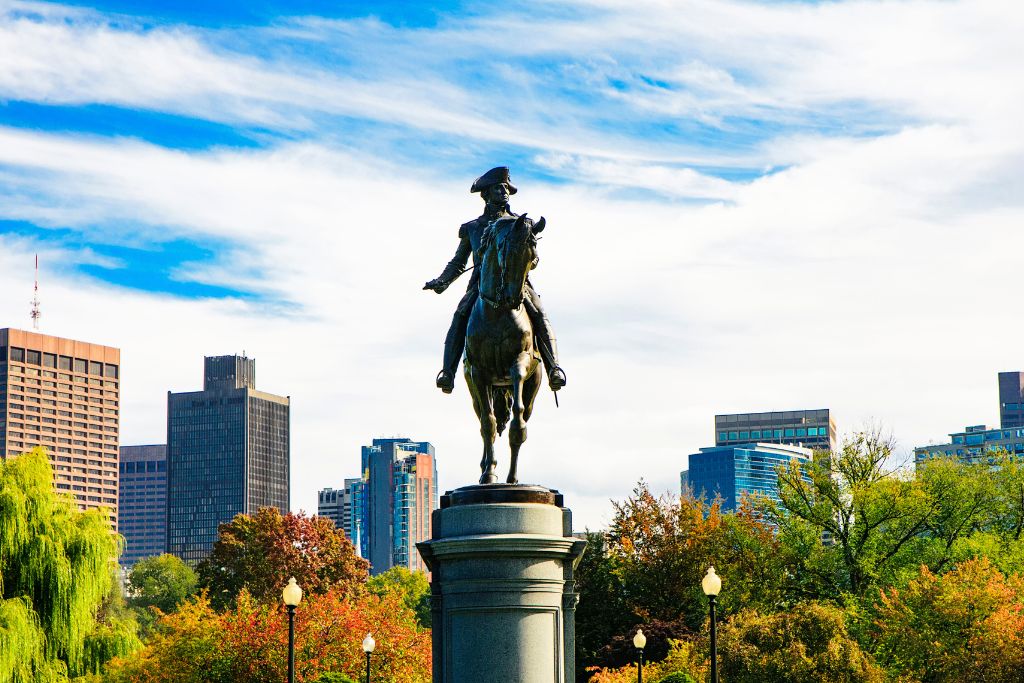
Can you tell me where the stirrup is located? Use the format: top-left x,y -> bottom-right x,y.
436,370 -> 455,394
548,367 -> 566,391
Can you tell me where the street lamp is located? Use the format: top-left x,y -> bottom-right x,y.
282,577 -> 303,683
362,632 -> 376,683
632,629 -> 647,683
702,567 -> 722,683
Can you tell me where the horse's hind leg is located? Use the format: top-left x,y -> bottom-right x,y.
466,365 -> 497,484
507,353 -> 531,485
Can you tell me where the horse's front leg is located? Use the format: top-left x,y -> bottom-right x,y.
466,365 -> 498,484
506,353 -> 531,485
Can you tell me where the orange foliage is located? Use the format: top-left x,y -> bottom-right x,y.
104,588 -> 430,683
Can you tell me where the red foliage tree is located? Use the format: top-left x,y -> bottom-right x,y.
197,507 -> 369,608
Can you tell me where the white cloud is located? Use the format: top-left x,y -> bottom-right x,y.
0,0 -> 1022,526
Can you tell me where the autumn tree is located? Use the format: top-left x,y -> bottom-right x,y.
574,530 -> 632,680
870,558 -> 1024,682
102,588 -> 430,683
197,508 -> 368,608
0,448 -> 141,681
606,482 -> 783,630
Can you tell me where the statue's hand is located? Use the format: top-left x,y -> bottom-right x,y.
423,278 -> 449,293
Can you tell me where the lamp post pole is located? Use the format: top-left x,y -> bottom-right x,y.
709,595 -> 718,683
281,578 -> 302,683
287,605 -> 296,683
701,567 -> 722,683
362,633 -> 376,683
632,629 -> 646,683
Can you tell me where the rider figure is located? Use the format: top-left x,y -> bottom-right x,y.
424,166 -> 567,394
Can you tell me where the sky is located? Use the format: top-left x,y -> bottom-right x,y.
0,0 -> 1022,529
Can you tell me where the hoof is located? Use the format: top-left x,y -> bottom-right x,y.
506,476 -> 519,485
479,473 -> 498,485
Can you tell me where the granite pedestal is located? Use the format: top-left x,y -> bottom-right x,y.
416,484 -> 588,683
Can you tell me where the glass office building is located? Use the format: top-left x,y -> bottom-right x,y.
916,372 -> 1024,468
686,442 -> 813,511
318,478 -> 363,541
914,425 -> 1024,467
715,409 -> 836,452
359,437 -> 437,575
166,355 -> 289,564
999,372 -> 1024,429
118,444 -> 167,567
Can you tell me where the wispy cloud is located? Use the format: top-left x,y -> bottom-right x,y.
0,0 -> 1022,523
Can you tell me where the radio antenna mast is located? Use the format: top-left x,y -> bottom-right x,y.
30,254 -> 41,330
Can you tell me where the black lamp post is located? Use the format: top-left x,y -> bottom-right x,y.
702,567 -> 722,683
362,633 -> 376,683
633,629 -> 647,683
282,577 -> 303,683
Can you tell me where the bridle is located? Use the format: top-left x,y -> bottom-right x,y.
480,220 -> 533,311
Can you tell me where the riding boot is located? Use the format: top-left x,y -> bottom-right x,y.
523,291 -> 566,390
437,311 -> 469,393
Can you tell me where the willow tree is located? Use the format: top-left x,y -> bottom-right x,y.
0,447 -> 139,681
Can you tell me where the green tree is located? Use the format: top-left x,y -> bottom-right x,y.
197,508 -> 369,609
0,448 -> 141,681
127,554 -> 199,614
773,430 -> 938,597
574,530 -> 632,681
718,602 -> 883,683
366,566 -> 430,628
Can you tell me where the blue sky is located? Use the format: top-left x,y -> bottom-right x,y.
0,0 -> 1021,525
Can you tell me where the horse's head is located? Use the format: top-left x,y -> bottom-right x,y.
480,213 -> 544,310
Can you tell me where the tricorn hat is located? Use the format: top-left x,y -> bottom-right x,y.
471,166 -> 518,195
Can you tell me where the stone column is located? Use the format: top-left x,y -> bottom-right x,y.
417,484 -> 588,683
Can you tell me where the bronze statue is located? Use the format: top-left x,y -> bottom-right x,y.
424,167 -> 565,484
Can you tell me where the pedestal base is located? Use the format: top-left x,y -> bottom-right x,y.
417,484 -> 587,683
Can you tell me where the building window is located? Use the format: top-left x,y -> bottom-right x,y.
73,359 -> 86,373
26,350 -> 41,365
11,347 -> 25,362
89,361 -> 102,376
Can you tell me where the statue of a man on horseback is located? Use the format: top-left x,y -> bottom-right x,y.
423,166 -> 566,484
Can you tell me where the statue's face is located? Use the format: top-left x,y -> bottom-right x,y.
484,183 -> 510,205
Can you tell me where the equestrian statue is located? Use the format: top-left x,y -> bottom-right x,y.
423,167 -> 566,484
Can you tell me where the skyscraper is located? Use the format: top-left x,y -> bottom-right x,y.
715,409 -> 836,452
687,442 -> 813,511
318,477 -> 362,539
0,328 -> 120,525
998,371 -> 1024,428
166,355 -> 289,563
118,444 -> 167,567
359,437 -> 437,575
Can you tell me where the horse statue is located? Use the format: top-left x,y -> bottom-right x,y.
464,213 -> 546,485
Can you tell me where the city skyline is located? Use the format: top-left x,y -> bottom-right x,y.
0,1 -> 1022,530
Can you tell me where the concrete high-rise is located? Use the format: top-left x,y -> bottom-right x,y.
118,444 -> 167,567
999,372 -> 1024,428
318,477 -> 362,538
0,328 -> 120,525
715,409 -> 836,452
359,437 -> 437,575
166,355 -> 289,564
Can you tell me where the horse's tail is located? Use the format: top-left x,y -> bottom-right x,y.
492,387 -> 511,436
